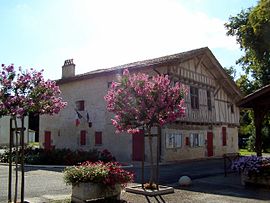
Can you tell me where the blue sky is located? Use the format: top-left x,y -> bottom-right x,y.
0,0 -> 257,79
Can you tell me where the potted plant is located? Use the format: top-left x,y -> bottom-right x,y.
64,161 -> 134,202
232,156 -> 270,186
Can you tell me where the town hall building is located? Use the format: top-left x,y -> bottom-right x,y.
39,47 -> 243,162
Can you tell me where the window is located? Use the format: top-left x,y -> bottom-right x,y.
107,82 -> 112,89
166,133 -> 182,148
222,127 -> 227,146
207,91 -> 212,111
185,137 -> 190,146
230,104 -> 234,113
190,86 -> 199,109
189,133 -> 204,147
95,131 -> 102,145
80,130 -> 86,146
76,100 -> 85,111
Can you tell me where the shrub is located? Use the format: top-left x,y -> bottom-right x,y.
232,155 -> 270,176
100,149 -> 116,162
0,147 -> 115,165
64,161 -> 134,188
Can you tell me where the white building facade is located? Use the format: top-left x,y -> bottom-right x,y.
40,47 -> 242,162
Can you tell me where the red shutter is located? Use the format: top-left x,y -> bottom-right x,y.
80,130 -> 86,145
222,127 -> 227,146
185,137 -> 190,146
95,131 -> 102,145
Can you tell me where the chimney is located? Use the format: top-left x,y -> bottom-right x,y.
62,59 -> 75,78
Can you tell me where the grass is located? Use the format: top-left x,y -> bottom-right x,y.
27,142 -> 40,148
239,148 -> 270,156
50,200 -> 70,203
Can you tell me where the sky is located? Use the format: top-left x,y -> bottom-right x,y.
0,0 -> 258,80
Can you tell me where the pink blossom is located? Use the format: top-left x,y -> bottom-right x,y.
105,68 -> 187,134
0,64 -> 67,118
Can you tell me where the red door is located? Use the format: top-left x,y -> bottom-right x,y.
207,132 -> 213,157
44,131 -> 51,150
132,130 -> 144,161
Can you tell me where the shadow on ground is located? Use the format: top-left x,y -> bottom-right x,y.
177,173 -> 270,201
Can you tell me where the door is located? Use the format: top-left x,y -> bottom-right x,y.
207,132 -> 213,157
132,130 -> 144,161
44,131 -> 51,150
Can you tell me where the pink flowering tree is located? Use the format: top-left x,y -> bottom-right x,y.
105,69 -> 187,187
0,64 -> 67,203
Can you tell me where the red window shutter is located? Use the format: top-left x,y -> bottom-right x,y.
95,131 -> 102,145
222,127 -> 226,146
185,137 -> 189,146
80,130 -> 86,145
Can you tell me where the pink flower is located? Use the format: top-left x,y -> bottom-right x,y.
123,69 -> 129,76
0,64 -> 67,118
105,69 -> 187,134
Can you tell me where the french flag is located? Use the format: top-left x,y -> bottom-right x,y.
75,110 -> 82,127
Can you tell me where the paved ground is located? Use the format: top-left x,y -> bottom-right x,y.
0,165 -> 71,202
0,158 -> 270,202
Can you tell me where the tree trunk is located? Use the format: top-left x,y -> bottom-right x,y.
14,118 -> 19,203
147,127 -> 155,186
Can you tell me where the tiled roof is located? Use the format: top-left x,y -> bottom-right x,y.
56,46 -> 242,101
238,84 -> 270,108
57,47 -> 208,84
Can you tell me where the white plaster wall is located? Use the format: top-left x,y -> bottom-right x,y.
39,64 -> 240,162
39,74 -> 134,161
0,116 -> 29,146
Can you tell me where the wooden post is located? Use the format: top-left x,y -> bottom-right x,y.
20,117 -> 25,203
14,118 -> 19,203
141,129 -> 145,189
156,126 -> 161,190
8,118 -> 12,202
254,108 -> 265,157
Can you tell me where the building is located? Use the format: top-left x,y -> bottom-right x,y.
0,117 -> 29,146
39,47 -> 242,162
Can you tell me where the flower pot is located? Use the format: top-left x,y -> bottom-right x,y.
71,183 -> 121,203
241,173 -> 270,187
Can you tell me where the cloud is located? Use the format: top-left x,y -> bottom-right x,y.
8,0 -> 239,79
60,0 -> 238,75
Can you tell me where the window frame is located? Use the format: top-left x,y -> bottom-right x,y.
107,82 -> 112,89
166,133 -> 182,149
207,90 -> 212,111
76,100 -> 85,111
189,133 -> 204,147
190,86 -> 199,109
230,104 -> 234,114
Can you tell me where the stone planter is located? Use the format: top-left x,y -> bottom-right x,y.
241,173 -> 270,187
71,183 -> 121,203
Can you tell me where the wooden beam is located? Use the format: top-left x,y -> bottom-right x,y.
214,86 -> 221,97
253,107 -> 267,157
195,54 -> 205,71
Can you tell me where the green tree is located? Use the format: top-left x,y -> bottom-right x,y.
225,0 -> 270,154
223,66 -> 236,81
225,0 -> 270,88
236,75 -> 254,95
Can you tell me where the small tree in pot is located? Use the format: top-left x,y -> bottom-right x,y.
105,69 -> 187,188
0,64 -> 67,203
